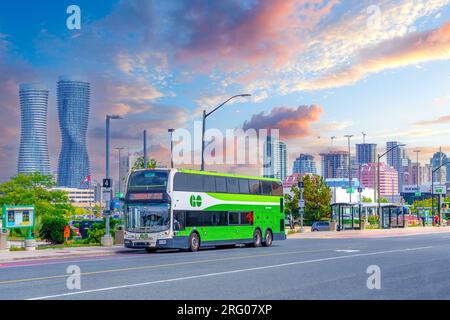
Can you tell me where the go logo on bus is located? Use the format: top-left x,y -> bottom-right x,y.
189,195 -> 202,207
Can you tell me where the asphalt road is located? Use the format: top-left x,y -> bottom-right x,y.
2,232 -> 450,300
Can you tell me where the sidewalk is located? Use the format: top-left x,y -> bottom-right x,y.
0,245 -> 127,264
287,226 -> 450,239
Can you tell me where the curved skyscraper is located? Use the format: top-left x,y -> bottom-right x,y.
57,76 -> 90,188
18,84 -> 51,175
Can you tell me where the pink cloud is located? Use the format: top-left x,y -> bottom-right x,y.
242,105 -> 323,139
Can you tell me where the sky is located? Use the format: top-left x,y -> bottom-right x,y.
0,0 -> 450,183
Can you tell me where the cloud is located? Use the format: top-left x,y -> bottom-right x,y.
414,115 -> 450,126
242,105 -> 323,139
296,21 -> 450,91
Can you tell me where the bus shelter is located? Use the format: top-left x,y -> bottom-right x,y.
380,205 -> 405,229
331,203 -> 361,231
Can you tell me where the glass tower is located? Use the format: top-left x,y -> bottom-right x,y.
18,84 -> 51,175
57,76 -> 90,188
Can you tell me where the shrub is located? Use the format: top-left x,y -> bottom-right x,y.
368,215 -> 379,225
39,216 -> 69,244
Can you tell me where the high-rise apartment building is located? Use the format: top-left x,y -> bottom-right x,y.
320,151 -> 349,179
263,136 -> 287,180
17,84 -> 51,175
386,141 -> 405,191
430,151 -> 448,184
356,143 -> 377,165
360,163 -> 398,197
57,76 -> 90,188
118,154 -> 130,194
293,154 -> 317,175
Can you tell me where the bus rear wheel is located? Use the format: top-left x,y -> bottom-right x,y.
188,232 -> 200,252
252,229 -> 262,247
263,230 -> 273,247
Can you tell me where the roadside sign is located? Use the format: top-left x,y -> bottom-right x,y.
346,188 -> 354,194
357,187 -> 363,193
415,191 -> 422,197
102,178 -> 112,188
298,181 -> 304,189
64,225 -> 70,239
299,200 -> 305,208
434,187 -> 445,195
2,205 -> 35,229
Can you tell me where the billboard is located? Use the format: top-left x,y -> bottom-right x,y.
2,205 -> 35,229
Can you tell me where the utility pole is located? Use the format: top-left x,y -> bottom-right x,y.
413,150 -> 421,219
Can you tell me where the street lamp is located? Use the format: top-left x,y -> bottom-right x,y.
115,147 -> 125,196
168,129 -> 175,169
103,114 -> 123,246
201,94 -> 251,171
377,143 -> 406,228
344,134 -> 354,203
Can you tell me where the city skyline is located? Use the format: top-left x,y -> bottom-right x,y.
0,1 -> 450,182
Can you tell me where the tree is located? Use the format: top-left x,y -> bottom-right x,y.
39,216 -> 69,244
284,175 -> 331,222
0,173 -> 74,235
131,157 -> 157,171
362,196 -> 373,203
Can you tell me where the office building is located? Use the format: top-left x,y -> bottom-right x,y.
430,151 -> 448,184
292,154 -> 317,175
356,143 -> 377,165
386,141 -> 405,191
17,84 -> 51,175
52,187 -> 95,210
263,136 -> 287,180
320,151 -> 349,179
360,163 -> 398,198
57,76 -> 91,188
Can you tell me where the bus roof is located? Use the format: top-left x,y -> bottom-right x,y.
177,169 -> 281,182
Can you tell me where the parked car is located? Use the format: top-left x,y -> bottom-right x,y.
311,221 -> 330,232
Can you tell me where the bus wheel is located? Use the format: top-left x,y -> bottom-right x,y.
263,230 -> 273,247
252,229 -> 262,247
188,232 -> 200,252
145,247 -> 157,253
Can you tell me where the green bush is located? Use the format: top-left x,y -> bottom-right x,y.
39,216 -> 69,244
368,216 -> 379,225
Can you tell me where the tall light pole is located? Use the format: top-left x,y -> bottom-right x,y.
168,129 -> 175,169
103,114 -> 122,246
115,147 -> 125,196
330,136 -> 336,148
377,143 -> 406,228
201,94 -> 251,171
344,134 -> 354,202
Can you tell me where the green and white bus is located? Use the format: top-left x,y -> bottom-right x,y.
123,168 -> 286,252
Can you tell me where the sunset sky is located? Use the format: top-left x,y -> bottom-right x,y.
0,0 -> 450,182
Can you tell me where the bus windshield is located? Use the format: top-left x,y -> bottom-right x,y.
126,204 -> 170,233
127,170 -> 168,191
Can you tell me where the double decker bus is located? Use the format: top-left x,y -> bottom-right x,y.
123,168 -> 285,252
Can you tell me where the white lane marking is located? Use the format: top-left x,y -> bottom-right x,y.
27,246 -> 432,300
335,249 -> 360,253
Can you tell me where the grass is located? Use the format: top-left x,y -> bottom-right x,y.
9,246 -> 25,251
37,243 -> 101,250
